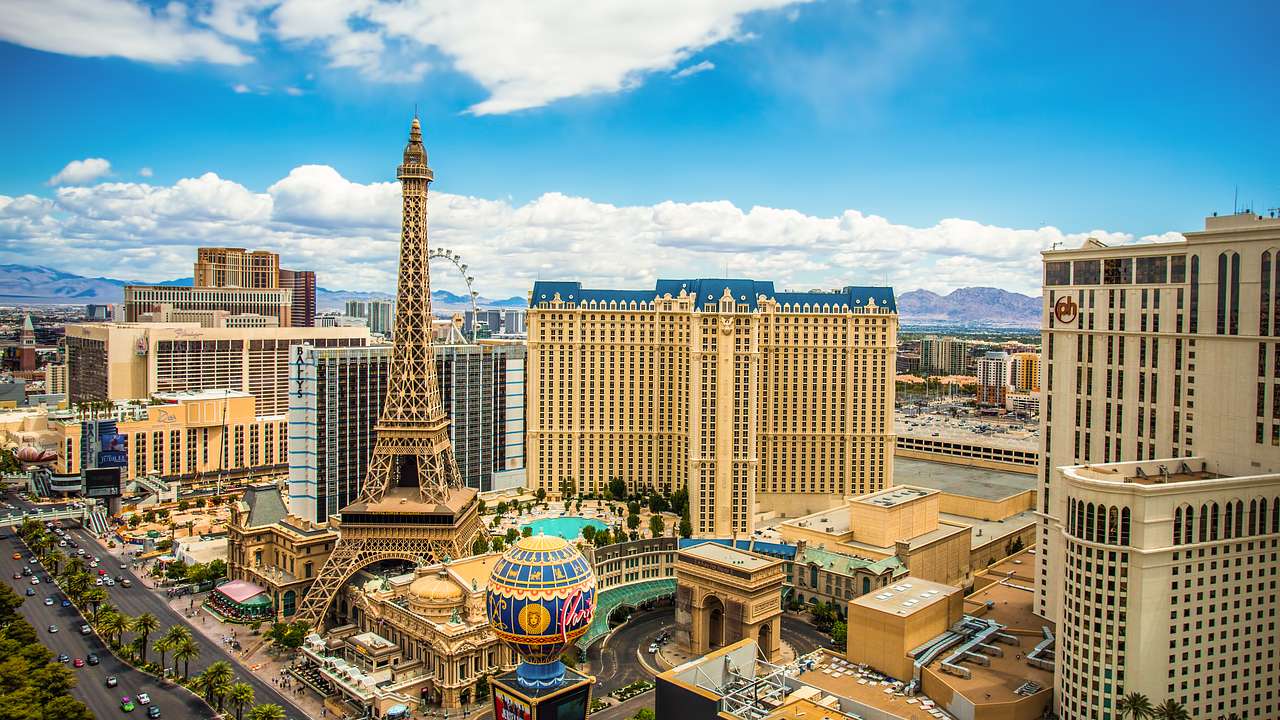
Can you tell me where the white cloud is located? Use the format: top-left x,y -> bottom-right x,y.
1,0 -> 808,114
0,0 -> 250,65
673,60 -> 715,79
47,158 -> 112,186
284,86 -> 305,96
232,83 -> 252,93
0,164 -> 1184,299
139,167 -> 154,177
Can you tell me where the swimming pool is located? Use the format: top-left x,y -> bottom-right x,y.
520,516 -> 609,540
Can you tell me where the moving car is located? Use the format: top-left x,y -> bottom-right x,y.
56,654 -> 69,663
9,552 -> 18,560
87,654 -> 99,666
80,624 -> 92,635
29,577 -> 38,585
105,676 -> 118,688
136,693 -> 151,705
43,597 -> 53,606
24,588 -> 34,597
73,658 -> 84,668
61,599 -> 71,607
11,572 -> 19,580
146,707 -> 161,719
47,624 -> 57,633
121,579 -> 133,588
120,696 -> 135,712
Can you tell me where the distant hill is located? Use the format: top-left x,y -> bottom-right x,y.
897,287 -> 1040,326
0,263 -> 525,311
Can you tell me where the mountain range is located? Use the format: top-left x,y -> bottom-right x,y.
0,264 -> 525,312
0,264 -> 1039,325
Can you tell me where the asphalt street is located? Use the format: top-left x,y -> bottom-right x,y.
2,532 -> 211,720
5,487 -> 308,719
587,610 -> 671,693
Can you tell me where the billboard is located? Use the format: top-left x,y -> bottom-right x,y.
493,686 -> 533,720
83,467 -> 122,498
97,433 -> 128,468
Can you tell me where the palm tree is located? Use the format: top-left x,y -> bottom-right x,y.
99,610 -> 132,648
1117,692 -> 1153,720
132,613 -> 160,664
198,661 -> 236,711
1152,699 -> 1190,720
173,636 -> 200,679
247,705 -> 286,720
44,549 -> 67,576
229,682 -> 254,720
84,589 -> 110,623
153,637 -> 172,674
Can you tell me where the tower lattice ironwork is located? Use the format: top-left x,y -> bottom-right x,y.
296,118 -> 485,627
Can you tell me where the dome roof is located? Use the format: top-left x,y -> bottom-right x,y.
14,446 -> 56,464
408,571 -> 464,604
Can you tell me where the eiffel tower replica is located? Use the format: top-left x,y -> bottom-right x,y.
296,117 -> 486,627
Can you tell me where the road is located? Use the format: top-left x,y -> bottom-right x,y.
781,613 -> 833,656
586,610 -> 671,693
2,532 -> 212,720
59,523 -> 310,719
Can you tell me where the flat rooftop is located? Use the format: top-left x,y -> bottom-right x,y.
782,505 -> 850,536
1068,461 -> 1222,486
680,541 -> 778,571
799,652 -> 938,719
894,457 -> 1035,501
895,412 -> 1038,451
942,510 -> 1037,546
851,577 -> 958,617
973,547 -> 1036,591
855,486 -> 935,508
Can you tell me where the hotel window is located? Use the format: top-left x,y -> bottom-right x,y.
1104,258 -> 1133,284
1073,259 -> 1101,285
1046,261 -> 1071,286
1137,256 -> 1168,283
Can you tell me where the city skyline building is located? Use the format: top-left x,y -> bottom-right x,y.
345,299 -> 396,336
63,322 -> 369,417
123,284 -> 294,326
279,268 -> 317,327
919,336 -> 971,375
194,247 -> 280,288
526,279 -> 896,536
1039,211 -> 1280,719
976,350 -> 1011,406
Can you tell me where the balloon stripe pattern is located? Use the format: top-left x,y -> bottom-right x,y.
486,535 -> 597,668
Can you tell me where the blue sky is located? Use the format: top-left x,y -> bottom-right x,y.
1,0 -> 1277,296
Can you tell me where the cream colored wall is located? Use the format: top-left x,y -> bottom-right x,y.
850,492 -> 939,547
937,490 -> 1035,521
900,524 -> 971,588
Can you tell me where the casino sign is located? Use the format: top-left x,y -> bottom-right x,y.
1054,296 -> 1079,324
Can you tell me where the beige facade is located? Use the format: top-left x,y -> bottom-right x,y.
845,576 -> 962,681
778,486 -> 973,590
226,485 -> 338,620
1037,212 -> 1280,628
337,556 -> 519,708
63,322 -> 369,417
194,247 -> 281,289
675,542 -> 784,662
1052,458 -> 1280,720
526,280 -> 896,536
1010,351 -> 1041,392
124,285 -> 293,326
46,363 -> 67,396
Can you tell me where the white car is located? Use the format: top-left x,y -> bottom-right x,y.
648,644 -> 659,654
30,578 -> 39,585
136,693 -> 151,706
89,562 -> 99,568
94,578 -> 103,586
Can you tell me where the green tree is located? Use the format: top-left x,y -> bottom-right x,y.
496,501 -> 508,516
153,637 -> 172,672
472,536 -> 490,555
648,515 -> 664,537
83,587 -> 108,623
626,513 -> 640,531
229,682 -> 255,720
132,612 -> 160,664
670,486 -> 689,517
1152,700 -> 1189,720
475,674 -> 491,701
177,499 -> 190,511
608,476 -> 627,501
581,525 -> 597,543
830,621 -> 847,646
559,478 -> 575,502
679,509 -> 693,538
504,528 -> 519,543
198,660 -> 236,710
633,709 -> 656,720
522,526 -> 532,538
247,704 -> 287,720
1116,693 -> 1153,720
536,487 -> 547,504
173,636 -> 200,679
100,609 -> 133,647
490,538 -> 505,553
144,509 -> 157,523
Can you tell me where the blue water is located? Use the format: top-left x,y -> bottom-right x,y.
520,516 -> 608,540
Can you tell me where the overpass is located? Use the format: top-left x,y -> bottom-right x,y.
0,505 -> 94,529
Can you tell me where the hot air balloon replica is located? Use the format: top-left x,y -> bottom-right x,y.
486,534 -> 596,720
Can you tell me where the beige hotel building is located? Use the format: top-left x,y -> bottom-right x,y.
526,279 -> 896,537
1040,211 -> 1280,719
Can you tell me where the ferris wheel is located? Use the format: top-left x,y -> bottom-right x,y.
429,247 -> 479,341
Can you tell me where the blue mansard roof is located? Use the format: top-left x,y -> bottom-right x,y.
529,278 -> 896,313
